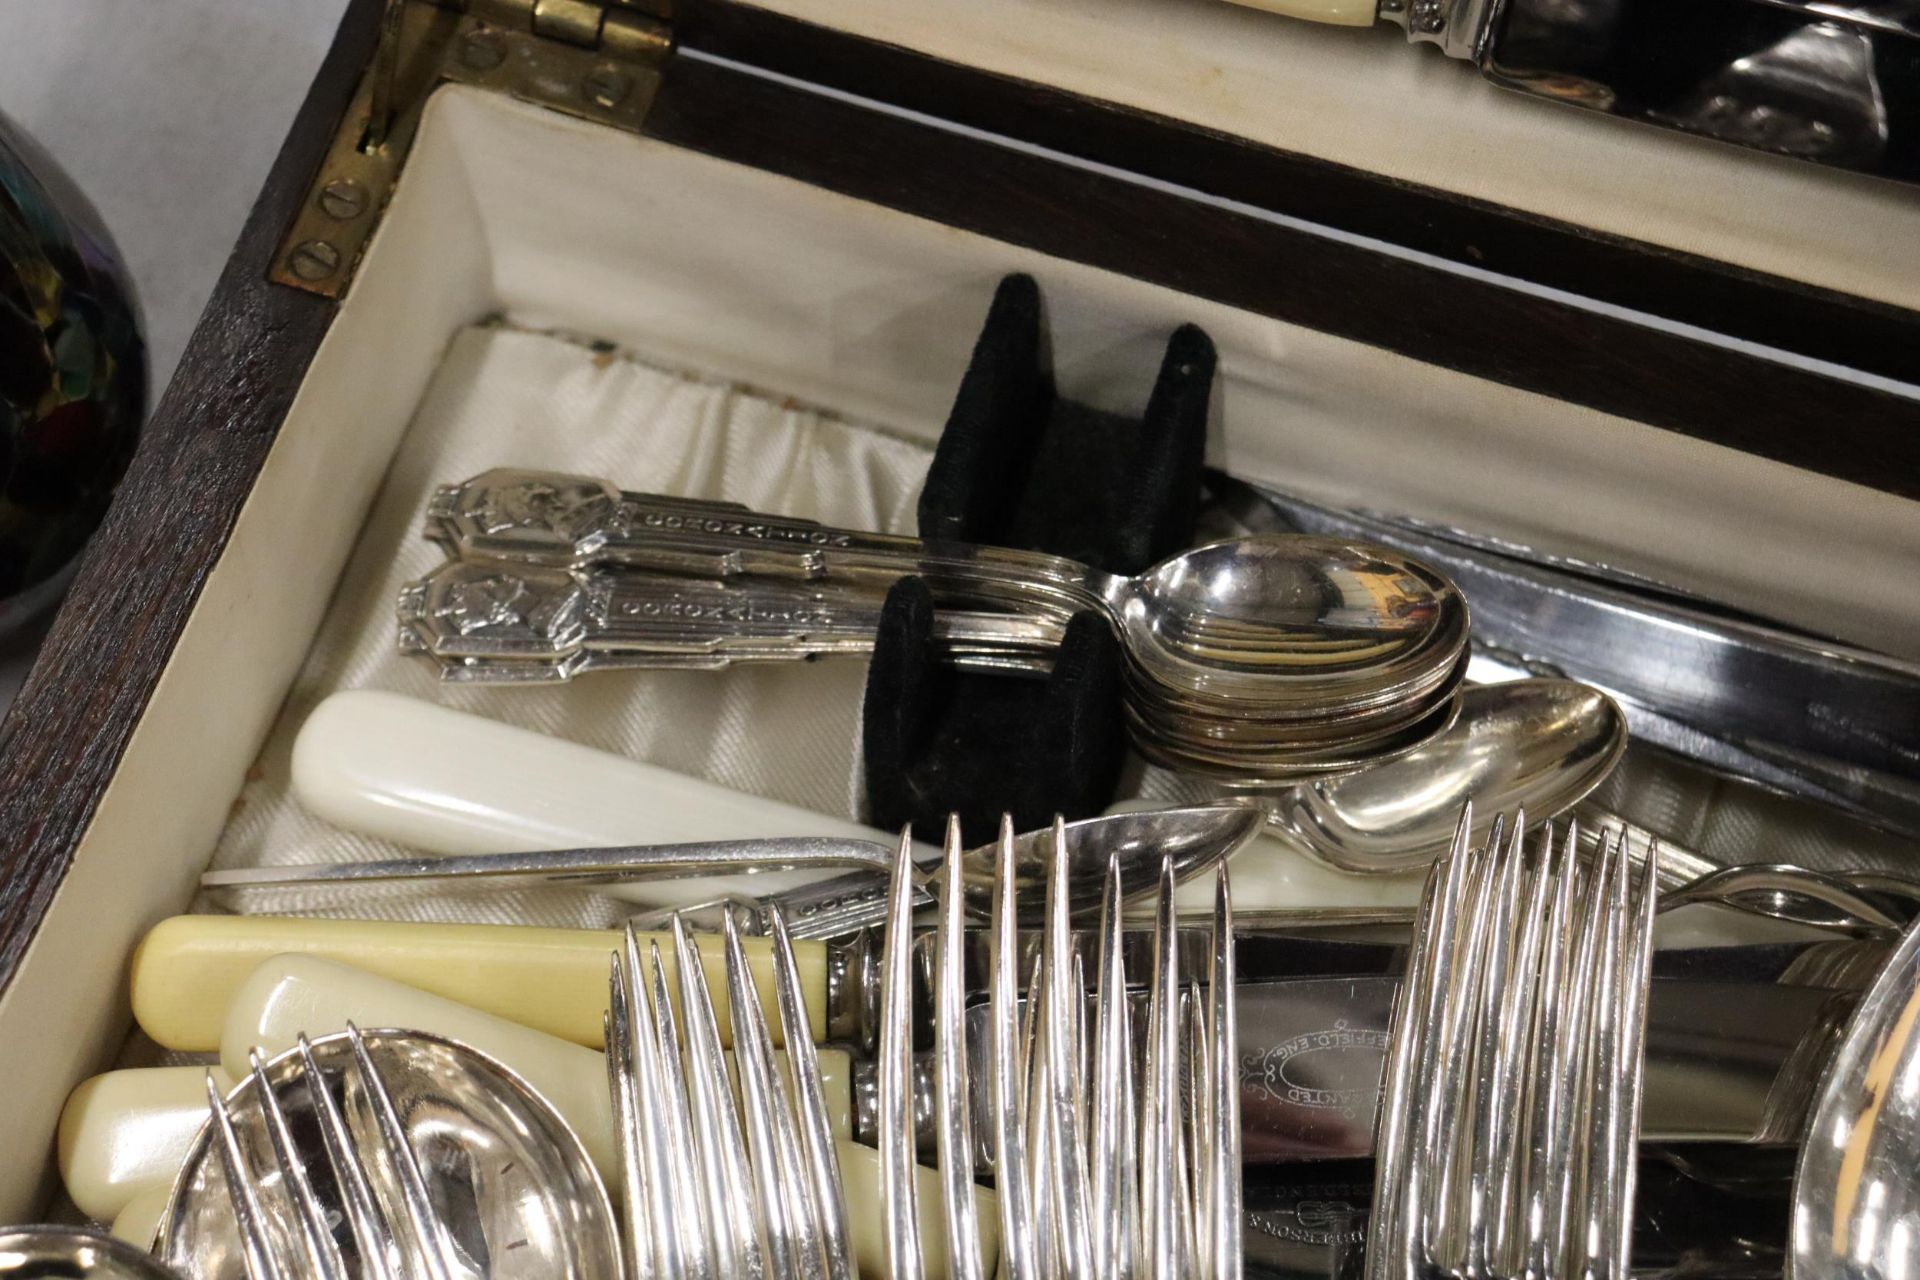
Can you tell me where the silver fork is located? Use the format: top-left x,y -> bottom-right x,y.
204,1024 -> 466,1280
605,911 -> 852,1280
887,813 -> 1240,1279
1365,807 -> 1657,1280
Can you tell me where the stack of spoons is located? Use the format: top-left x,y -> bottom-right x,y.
400,468 -> 1469,778
1113,537 -> 1468,779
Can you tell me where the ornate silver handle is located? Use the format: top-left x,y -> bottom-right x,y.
398,559 -> 1066,682
423,468 -> 1106,618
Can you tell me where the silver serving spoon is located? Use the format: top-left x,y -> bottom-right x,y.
1259,679 -> 1626,873
200,802 -> 1264,927
1791,912 -> 1920,1280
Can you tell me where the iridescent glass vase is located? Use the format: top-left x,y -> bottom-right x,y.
0,112 -> 145,634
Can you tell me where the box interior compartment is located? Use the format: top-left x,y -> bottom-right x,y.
708,0 -> 1920,316
2,81 -> 1918,1217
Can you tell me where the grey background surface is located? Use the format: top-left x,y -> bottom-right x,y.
0,0 -> 354,711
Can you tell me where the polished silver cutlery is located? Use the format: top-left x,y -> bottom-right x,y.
159,1026 -> 620,1280
402,468 -> 1470,778
398,558 -> 1064,679
0,1227 -> 185,1280
1791,911 -> 1920,1280
1366,808 -> 1657,1280
1221,472 -> 1920,841
605,908 -> 856,1278
1216,0 -> 1917,186
1260,678 -> 1625,874
883,814 -> 1242,1277
197,801 -> 1263,938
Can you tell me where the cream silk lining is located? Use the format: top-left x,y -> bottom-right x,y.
205,321 -> 945,927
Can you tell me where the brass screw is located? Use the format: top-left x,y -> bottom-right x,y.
583,66 -> 634,109
318,179 -> 368,220
459,29 -> 507,70
288,241 -> 342,282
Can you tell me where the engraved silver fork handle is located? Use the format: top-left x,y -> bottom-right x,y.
424,467 -> 1109,619
397,558 -> 1067,682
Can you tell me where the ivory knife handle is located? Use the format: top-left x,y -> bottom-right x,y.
1217,0 -> 1377,23
291,690 -> 930,904
217,956 -> 852,1184
131,914 -> 825,1052
68,957 -> 852,1236
58,1066 -> 234,1221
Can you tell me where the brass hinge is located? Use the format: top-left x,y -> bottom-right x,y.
272,0 -> 673,298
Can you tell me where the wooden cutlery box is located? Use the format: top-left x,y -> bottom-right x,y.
2,0 -> 1918,1217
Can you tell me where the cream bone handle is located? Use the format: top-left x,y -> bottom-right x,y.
76,954 -> 987,1276
66,956 -> 854,1218
131,914 -> 829,1052
129,908 -> 1408,1059
292,692 -> 1425,919
291,690 -> 941,908
396,559 -> 1063,676
1216,0 -> 1377,23
59,1066 -> 235,1223
425,468 -> 1098,617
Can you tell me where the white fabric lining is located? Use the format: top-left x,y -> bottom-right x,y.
204,320 -> 939,926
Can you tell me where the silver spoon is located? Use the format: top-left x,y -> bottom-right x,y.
0,1228 -> 183,1279
422,473 -> 1469,750
200,802 -> 1264,928
159,1028 -> 621,1280
1257,680 -> 1895,932
1259,679 -> 1626,873
1791,912 -> 1920,1280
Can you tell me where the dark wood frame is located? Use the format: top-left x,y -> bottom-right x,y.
1,0 -> 1916,992
682,2 -> 1920,390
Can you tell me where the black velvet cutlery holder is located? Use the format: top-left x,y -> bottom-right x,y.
862,273 -> 1213,838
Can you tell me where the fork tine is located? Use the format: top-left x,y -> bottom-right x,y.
1459,810 -> 1530,1279
1144,854 -> 1191,1279
1043,816 -> 1095,1278
1613,837 -> 1660,1277
1022,948 -> 1056,1274
646,938 -> 715,1277
1204,863 -> 1242,1280
1577,828 -> 1631,1280
607,952 -> 654,1280
614,924 -> 703,1279
1366,800 -> 1472,1280
989,814 -> 1040,1280
879,825 -> 925,1280
1522,821 -> 1583,1280
1420,810 -> 1505,1272
1491,820 -> 1558,1276
724,908 -> 821,1280
342,1024 -> 462,1280
1546,822 -> 1609,1279
768,904 -> 855,1280
673,915 -> 768,1279
205,1072 -> 283,1280
933,816 -> 987,1280
250,1049 -> 348,1280
648,924 -> 714,1280
1090,845 -> 1137,1280
296,1035 -> 399,1280
1187,978 -> 1211,1280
